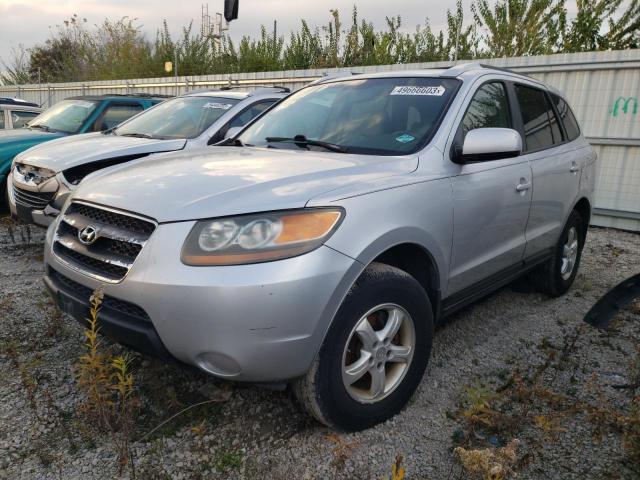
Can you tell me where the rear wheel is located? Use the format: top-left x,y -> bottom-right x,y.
294,263 -> 433,431
533,210 -> 585,296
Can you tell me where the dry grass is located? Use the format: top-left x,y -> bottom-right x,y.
454,320 -> 640,478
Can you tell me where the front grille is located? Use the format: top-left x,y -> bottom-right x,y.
13,185 -> 55,210
69,203 -> 155,236
49,267 -> 150,322
53,202 -> 156,282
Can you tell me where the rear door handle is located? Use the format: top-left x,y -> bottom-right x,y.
516,181 -> 531,192
570,162 -> 579,173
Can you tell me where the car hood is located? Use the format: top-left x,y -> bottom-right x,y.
0,129 -> 65,164
74,146 -> 418,222
15,132 -> 187,171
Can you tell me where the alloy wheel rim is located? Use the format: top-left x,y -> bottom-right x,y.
341,303 -> 416,404
560,226 -> 579,280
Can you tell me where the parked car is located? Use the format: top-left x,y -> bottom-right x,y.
0,94 -> 169,208
43,64 -> 596,430
9,87 -> 288,226
0,98 -> 42,130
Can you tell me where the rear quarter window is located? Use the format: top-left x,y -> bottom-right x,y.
551,93 -> 581,141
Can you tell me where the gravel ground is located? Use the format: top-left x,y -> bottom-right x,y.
0,220 -> 638,479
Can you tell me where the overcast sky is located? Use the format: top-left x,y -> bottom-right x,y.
0,0 -> 460,65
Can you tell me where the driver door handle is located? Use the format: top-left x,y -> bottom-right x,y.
516,181 -> 531,192
570,162 -> 580,173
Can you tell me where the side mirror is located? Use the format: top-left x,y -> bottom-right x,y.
224,126 -> 243,140
454,128 -> 522,164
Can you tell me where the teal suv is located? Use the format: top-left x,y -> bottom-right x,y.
0,94 -> 169,208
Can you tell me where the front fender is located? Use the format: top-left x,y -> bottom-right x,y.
324,177 -> 453,292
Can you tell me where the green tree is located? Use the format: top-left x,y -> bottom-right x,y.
0,46 -> 33,85
472,0 -> 565,56
1,2 -> 638,86
564,0 -> 640,52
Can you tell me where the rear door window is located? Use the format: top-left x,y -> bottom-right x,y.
514,85 -> 556,152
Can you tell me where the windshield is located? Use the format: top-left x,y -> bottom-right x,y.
114,96 -> 241,139
239,77 -> 460,155
29,100 -> 98,134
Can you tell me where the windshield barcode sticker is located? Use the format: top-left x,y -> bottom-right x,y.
390,86 -> 445,96
203,103 -> 234,110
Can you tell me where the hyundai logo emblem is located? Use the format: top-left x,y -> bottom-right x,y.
78,226 -> 99,245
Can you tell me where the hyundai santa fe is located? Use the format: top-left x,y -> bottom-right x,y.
8,87 -> 288,226
43,64 -> 596,431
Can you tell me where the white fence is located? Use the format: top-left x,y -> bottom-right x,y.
2,49 -> 640,231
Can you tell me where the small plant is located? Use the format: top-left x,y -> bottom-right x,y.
533,414 -> 566,439
76,289 -> 111,421
326,434 -> 358,470
74,289 -> 139,475
461,384 -> 501,429
216,451 -> 242,471
383,454 -> 405,480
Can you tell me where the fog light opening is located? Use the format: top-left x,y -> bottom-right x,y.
196,352 -> 242,377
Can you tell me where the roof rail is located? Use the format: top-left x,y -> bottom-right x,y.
444,62 -> 533,78
252,86 -> 291,94
116,92 -> 173,98
308,71 -> 359,86
215,85 -> 291,93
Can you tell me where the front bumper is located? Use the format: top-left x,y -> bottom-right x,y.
44,220 -> 361,382
10,171 -> 71,227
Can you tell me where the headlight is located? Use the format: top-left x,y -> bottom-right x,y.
13,163 -> 56,185
181,208 -> 344,266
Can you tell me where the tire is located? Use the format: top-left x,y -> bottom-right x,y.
533,210 -> 585,297
0,175 -> 8,214
293,262 -> 434,431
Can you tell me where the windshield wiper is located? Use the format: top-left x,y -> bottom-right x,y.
265,135 -> 348,153
119,133 -> 154,139
29,124 -> 52,132
218,137 -> 244,147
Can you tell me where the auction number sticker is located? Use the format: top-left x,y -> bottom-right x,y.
390,86 -> 445,96
203,102 -> 234,110
75,101 -> 96,109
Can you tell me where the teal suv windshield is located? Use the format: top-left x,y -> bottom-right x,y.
29,100 -> 98,134
239,77 -> 460,155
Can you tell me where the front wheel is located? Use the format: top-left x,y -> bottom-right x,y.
0,175 -> 9,214
294,263 -> 433,431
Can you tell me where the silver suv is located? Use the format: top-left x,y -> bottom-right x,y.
9,87 -> 288,226
43,64 -> 596,431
